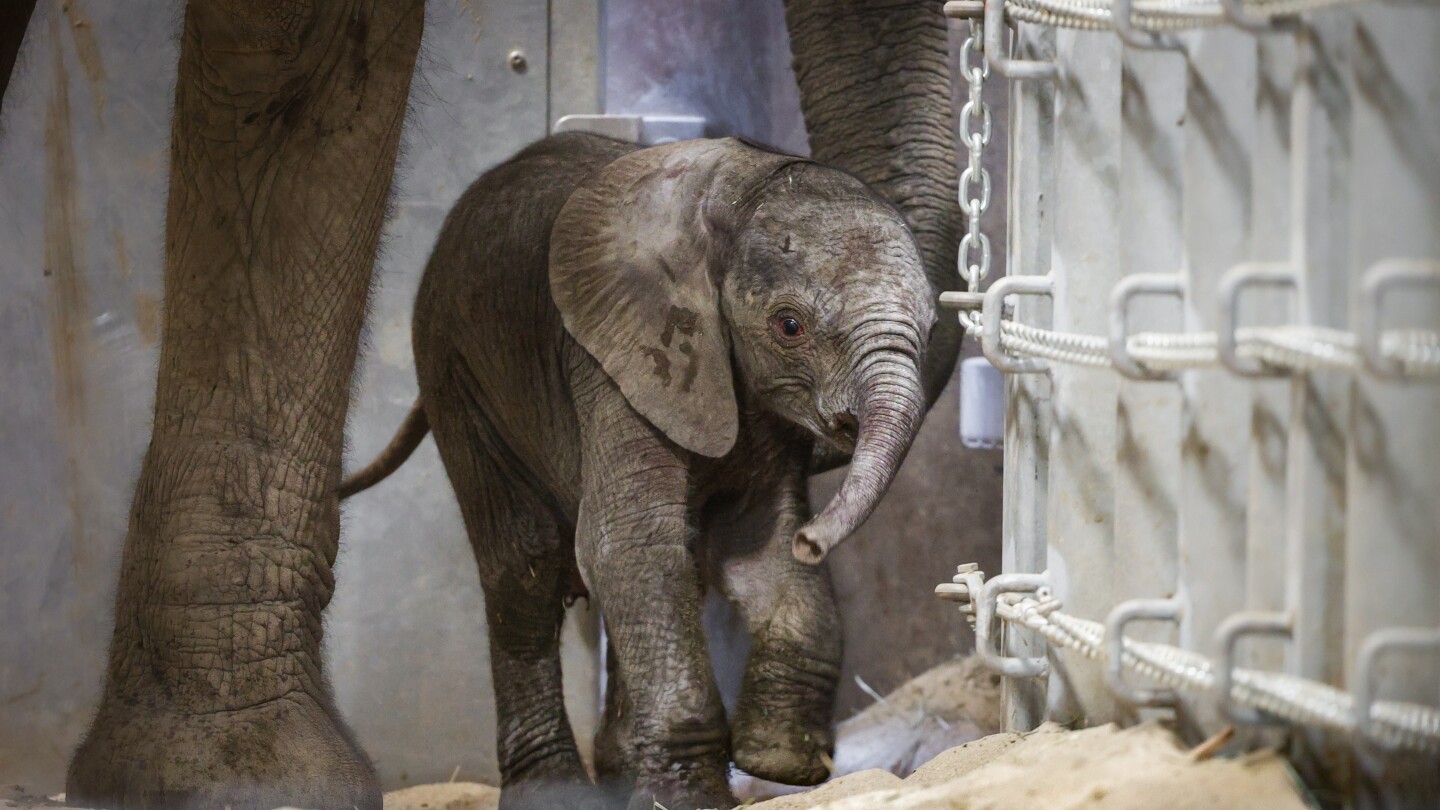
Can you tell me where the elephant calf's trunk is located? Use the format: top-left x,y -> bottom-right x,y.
794,361 -> 925,564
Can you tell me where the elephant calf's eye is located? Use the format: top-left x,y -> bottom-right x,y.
771,312 -> 807,344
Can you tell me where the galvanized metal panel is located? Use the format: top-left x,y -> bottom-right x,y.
1245,36 -> 1295,657
1001,21 -> 1056,733
0,0 -> 176,792
1286,14 -> 1355,788
1044,27 -> 1123,727
603,0 -> 808,155
1175,28 -> 1257,739
1343,5 -> 1440,804
1111,44 -> 1186,720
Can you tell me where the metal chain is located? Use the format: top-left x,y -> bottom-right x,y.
956,21 -> 993,336
958,21 -> 992,297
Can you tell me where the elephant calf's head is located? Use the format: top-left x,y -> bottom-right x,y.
550,138 -> 936,564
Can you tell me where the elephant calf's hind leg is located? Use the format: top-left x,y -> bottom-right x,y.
434,413 -> 595,809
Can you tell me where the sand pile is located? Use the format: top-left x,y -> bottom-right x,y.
380,720 -> 1313,810
747,722 -> 1313,810
382,782 -> 499,810
734,655 -> 1002,803
5,658 -> 1312,810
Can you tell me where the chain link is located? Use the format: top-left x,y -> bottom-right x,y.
957,21 -> 993,334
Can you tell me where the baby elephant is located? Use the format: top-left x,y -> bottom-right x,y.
344,132 -> 935,809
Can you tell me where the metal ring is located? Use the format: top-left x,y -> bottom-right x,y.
959,165 -> 993,213
958,231 -> 992,286
985,0 -> 1059,82
959,100 -> 993,149
1105,598 -> 1184,708
1214,611 -> 1293,727
959,33 -> 990,80
976,572 -> 1051,679
1359,259 -> 1440,380
1113,0 -> 1184,51
1354,626 -> 1440,749
1217,262 -> 1298,378
982,275 -> 1053,374
1109,273 -> 1186,381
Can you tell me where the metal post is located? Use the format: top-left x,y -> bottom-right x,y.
1110,40 -> 1186,722
1344,6 -> 1440,805
1176,26 -> 1259,741
1285,14 -> 1354,789
1000,18 -> 1057,733
1043,24 -> 1122,726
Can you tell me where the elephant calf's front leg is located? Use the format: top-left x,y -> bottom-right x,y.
578,415 -> 735,810
712,477 -> 842,786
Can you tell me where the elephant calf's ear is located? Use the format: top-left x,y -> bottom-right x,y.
550,140 -> 775,458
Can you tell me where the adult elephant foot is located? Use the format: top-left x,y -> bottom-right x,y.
68,691 -> 378,810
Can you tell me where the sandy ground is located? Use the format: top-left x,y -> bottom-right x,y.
373,723 -> 1312,810
733,655 -> 1002,803
4,656 -> 1313,810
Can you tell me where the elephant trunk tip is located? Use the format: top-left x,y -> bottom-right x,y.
792,517 -> 843,565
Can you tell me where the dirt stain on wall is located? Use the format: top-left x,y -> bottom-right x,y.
133,292 -> 160,346
112,227 -> 130,276
61,0 -> 106,120
45,10 -> 93,563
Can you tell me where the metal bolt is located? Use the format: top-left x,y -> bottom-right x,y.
507,50 -> 527,73
935,582 -> 971,603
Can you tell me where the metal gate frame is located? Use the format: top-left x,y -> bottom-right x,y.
941,1 -> 1440,805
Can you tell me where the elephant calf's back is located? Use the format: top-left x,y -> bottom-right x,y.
411,133 -> 638,511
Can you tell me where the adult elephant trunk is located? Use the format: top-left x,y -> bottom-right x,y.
794,353 -> 927,563
783,0 -> 961,410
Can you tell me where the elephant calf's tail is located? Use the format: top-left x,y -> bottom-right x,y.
340,400 -> 430,499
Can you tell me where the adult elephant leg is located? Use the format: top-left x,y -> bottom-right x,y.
67,3 -> 423,809
575,384 -> 734,810
783,0 -> 961,409
710,477 -> 841,786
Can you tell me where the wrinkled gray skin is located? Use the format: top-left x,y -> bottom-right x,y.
346,132 -> 934,810
785,0 -> 961,422
66,3 -> 423,809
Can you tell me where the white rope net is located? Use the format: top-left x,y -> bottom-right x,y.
997,593 -> 1440,754
1004,0 -> 1364,32
963,311 -> 1440,376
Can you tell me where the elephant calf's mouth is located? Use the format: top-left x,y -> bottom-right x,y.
824,413 -> 858,454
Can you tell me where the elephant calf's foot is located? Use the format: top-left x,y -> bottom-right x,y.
731,701 -> 834,786
68,690 -> 379,810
